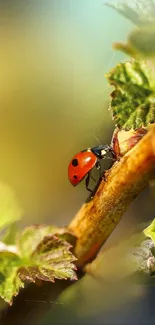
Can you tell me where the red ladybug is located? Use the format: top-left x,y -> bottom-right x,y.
68,145 -> 116,192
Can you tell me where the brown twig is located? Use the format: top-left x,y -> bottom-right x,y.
68,126 -> 155,268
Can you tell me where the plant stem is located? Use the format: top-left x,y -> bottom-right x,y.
68,126 -> 155,268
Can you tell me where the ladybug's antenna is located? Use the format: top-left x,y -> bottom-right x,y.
94,135 -> 101,144
93,53 -> 115,147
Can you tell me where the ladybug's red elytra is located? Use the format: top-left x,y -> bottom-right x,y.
68,145 -> 116,193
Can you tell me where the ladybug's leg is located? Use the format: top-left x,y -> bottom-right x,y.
96,161 -> 106,181
96,160 -> 102,176
85,173 -> 93,193
90,174 -> 96,182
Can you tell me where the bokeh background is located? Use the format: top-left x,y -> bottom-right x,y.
0,0 -> 132,226
0,0 -> 155,324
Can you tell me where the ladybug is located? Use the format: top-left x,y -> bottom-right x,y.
68,144 -> 116,193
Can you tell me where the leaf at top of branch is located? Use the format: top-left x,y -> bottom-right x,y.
0,225 -> 77,304
106,60 -> 155,130
105,0 -> 155,26
113,25 -> 155,59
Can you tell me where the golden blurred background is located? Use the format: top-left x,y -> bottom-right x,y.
1,1 -> 155,325
0,0 -> 134,227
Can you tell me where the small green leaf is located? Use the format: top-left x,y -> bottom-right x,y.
144,219 -> 155,242
0,225 -> 77,304
19,235 -> 77,283
17,225 -> 58,258
18,225 -> 76,258
0,251 -> 24,305
0,183 -> 22,231
107,60 -> 155,130
18,225 -> 77,282
105,0 -> 155,26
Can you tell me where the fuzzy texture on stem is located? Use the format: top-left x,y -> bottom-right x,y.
68,126 -> 155,268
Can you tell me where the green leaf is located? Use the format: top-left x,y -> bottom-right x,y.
18,225 -> 76,258
19,235 -> 77,283
144,219 -> 155,242
106,60 -> 155,130
0,183 -> 22,231
0,251 -> 24,305
0,225 -> 77,304
17,225 -> 58,258
105,0 -> 155,26
18,226 -> 77,282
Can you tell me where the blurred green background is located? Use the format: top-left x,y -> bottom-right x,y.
0,0 -> 132,227
1,1 -> 155,325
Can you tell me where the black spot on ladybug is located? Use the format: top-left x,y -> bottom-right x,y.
72,159 -> 78,167
73,175 -> 77,179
